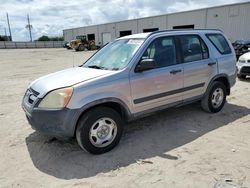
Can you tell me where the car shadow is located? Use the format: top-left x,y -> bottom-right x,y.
25,102 -> 250,180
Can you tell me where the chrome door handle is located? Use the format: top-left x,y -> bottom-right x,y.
208,62 -> 216,66
170,69 -> 182,74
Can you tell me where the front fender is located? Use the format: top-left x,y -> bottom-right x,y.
67,97 -> 132,137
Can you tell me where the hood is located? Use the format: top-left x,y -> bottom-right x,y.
239,52 -> 250,60
29,67 -> 113,97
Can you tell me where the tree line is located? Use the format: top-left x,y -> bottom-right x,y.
0,35 -> 64,41
37,35 -> 64,41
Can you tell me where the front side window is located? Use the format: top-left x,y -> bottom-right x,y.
179,35 -> 209,63
83,39 -> 144,70
206,33 -> 231,55
142,37 -> 177,68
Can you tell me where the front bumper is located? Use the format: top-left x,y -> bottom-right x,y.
22,103 -> 79,139
237,63 -> 250,76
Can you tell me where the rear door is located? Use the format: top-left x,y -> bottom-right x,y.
206,33 -> 236,81
178,34 -> 217,100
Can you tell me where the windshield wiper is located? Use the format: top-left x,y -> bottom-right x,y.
87,65 -> 104,69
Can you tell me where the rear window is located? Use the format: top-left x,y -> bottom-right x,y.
206,33 -> 231,55
179,35 -> 209,63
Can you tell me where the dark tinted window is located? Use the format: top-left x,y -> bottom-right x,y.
120,30 -> 132,37
143,28 -> 159,33
206,34 -> 231,54
173,25 -> 194,29
179,35 -> 209,63
142,37 -> 176,68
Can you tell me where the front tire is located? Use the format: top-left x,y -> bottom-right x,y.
78,44 -> 85,51
237,74 -> 246,79
76,107 -> 124,154
201,81 -> 226,113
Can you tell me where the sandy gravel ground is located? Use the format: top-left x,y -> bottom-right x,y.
0,48 -> 249,188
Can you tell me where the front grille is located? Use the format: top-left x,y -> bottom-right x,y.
30,88 -> 40,96
239,60 -> 246,63
241,67 -> 250,74
25,88 -> 39,105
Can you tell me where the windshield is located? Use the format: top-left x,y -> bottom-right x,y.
235,40 -> 250,45
83,39 -> 144,70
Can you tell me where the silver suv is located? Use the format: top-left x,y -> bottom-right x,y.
22,30 -> 236,154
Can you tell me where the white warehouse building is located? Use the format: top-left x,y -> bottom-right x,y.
63,2 -> 250,45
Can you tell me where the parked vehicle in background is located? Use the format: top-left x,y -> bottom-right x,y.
237,51 -> 250,79
232,40 -> 250,60
63,41 -> 72,49
63,41 -> 68,48
22,29 -> 236,154
70,35 -> 98,51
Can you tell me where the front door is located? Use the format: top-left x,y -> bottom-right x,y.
129,36 -> 184,113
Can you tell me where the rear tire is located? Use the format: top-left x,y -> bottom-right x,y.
201,81 -> 226,113
76,107 -> 124,154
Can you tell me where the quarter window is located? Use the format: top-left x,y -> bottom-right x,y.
179,35 -> 209,63
142,37 -> 177,68
206,33 -> 231,55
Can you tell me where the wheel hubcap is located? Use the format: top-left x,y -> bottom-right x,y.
211,88 -> 224,108
89,118 -> 117,148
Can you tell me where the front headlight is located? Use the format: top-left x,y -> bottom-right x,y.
38,87 -> 73,109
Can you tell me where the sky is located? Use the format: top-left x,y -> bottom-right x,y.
0,0 -> 249,41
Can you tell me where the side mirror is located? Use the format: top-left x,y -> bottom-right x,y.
135,59 -> 155,72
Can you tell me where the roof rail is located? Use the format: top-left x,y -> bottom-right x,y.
148,28 -> 223,37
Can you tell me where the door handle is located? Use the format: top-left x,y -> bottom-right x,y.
208,62 -> 216,66
170,69 -> 182,74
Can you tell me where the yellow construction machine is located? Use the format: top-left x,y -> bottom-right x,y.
70,35 -> 97,51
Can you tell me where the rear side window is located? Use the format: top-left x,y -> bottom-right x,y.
206,34 -> 231,55
179,35 -> 209,63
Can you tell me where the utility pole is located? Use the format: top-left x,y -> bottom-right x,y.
4,28 -> 7,36
26,14 -> 32,42
6,13 -> 12,41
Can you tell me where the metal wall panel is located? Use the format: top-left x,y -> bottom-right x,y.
138,16 -> 167,33
115,20 -> 138,37
63,29 -> 74,42
207,3 -> 250,41
167,10 -> 206,29
97,23 -> 116,45
84,26 -> 98,45
63,2 -> 250,45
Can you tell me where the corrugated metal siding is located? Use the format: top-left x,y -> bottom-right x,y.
0,41 -> 64,49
